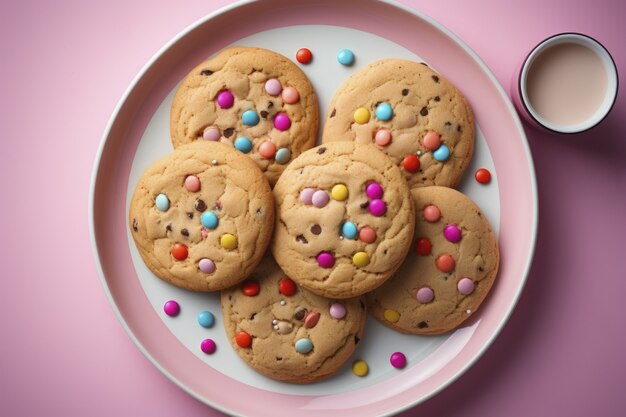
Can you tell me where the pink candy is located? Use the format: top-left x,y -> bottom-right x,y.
201,339 -> 217,354
184,175 -> 201,192
274,112 -> 291,131
365,182 -> 383,199
317,252 -> 335,268
390,352 -> 407,369
203,126 -> 221,141
265,79 -> 282,96
374,129 -> 392,146
281,87 -> 299,104
300,188 -> 316,204
329,303 -> 346,319
311,190 -> 329,208
368,199 -> 387,217
198,258 -> 215,273
163,300 -> 180,316
216,90 -> 234,109
423,205 -> 441,222
416,287 -> 434,304
457,277 -> 475,295
444,224 -> 462,243
422,131 -> 441,150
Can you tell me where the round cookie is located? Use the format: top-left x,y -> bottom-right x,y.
367,186 -> 499,335
170,46 -> 319,186
322,59 -> 475,189
129,141 -> 274,291
221,254 -> 366,383
271,142 -> 415,299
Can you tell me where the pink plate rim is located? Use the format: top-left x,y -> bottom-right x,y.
88,1 -> 538,416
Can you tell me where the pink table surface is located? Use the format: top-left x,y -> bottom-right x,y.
2,0 -> 625,415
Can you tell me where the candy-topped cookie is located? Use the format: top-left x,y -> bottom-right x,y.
221,254 -> 366,383
367,186 -> 499,334
322,59 -> 474,189
271,142 -> 415,299
170,46 -> 319,186
129,141 -> 274,291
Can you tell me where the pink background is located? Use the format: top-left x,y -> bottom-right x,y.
2,0 -> 625,416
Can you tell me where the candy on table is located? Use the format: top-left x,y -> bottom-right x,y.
337,48 -> 355,66
163,300 -> 180,317
295,48 -> 312,64
352,360 -> 369,377
390,352 -> 407,369
475,168 -> 492,184
197,310 -> 215,328
200,339 -> 217,354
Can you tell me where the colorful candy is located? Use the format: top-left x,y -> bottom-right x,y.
359,226 -> 376,243
317,252 -> 335,268
368,199 -> 387,217
422,131 -> 441,150
155,193 -> 169,211
416,287 -> 434,304
433,144 -> 450,161
295,338 -> 313,353
423,205 -> 441,222
220,233 -> 238,250
264,78 -> 282,96
383,309 -> 400,323
299,188 -> 316,205
281,87 -> 300,104
312,190 -> 330,208
201,211 -> 218,229
184,175 -> 201,192
365,182 -> 383,199
304,312 -> 320,328
390,352 -> 407,369
203,126 -> 221,141
242,280 -> 260,296
200,338 -> 217,354
375,102 -> 393,121
353,107 -> 370,124
352,360 -> 369,377
279,277 -> 297,296
435,254 -> 455,273
475,168 -> 492,184
275,147 -> 291,164
216,90 -> 234,109
414,237 -> 432,256
329,303 -> 347,319
444,224 -> 462,243
234,137 -> 253,153
296,48 -> 312,64
198,258 -> 216,273
235,331 -> 252,348
402,154 -> 420,173
374,129 -> 392,146
197,310 -> 215,328
163,300 -> 180,317
331,184 -> 349,201
273,112 -> 291,131
342,221 -> 358,239
337,48 -> 355,66
258,141 -> 277,159
352,252 -> 370,267
171,243 -> 188,260
457,277 -> 475,295
241,110 -> 260,126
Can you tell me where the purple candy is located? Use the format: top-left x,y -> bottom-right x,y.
329,303 -> 347,319
274,112 -> 292,131
216,90 -> 234,109
300,188 -> 316,205
317,252 -> 335,268
163,300 -> 180,316
457,277 -> 475,295
369,199 -> 387,217
444,224 -> 462,243
198,258 -> 215,273
203,126 -> 220,141
312,190 -> 330,208
200,338 -> 217,354
416,287 -> 434,304
365,182 -> 383,199
390,352 -> 407,369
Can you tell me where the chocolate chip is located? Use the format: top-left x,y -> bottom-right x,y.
422,177 -> 427,181
267,101 -> 274,108
431,75 -> 440,83
444,121 -> 452,128
330,108 -> 336,118
296,234 -> 308,244
402,88 -> 409,96
317,147 -> 327,154
354,336 -> 360,344
478,266 -> 484,272
249,313 -> 256,320
256,208 -> 264,216
294,308 -> 307,321
181,228 -> 189,237
417,321 -> 428,328
434,96 -> 440,102
276,356 -> 283,361
200,69 -> 213,76
132,219 -> 138,231
360,201 -> 369,209
310,224 -> 321,235
260,110 -> 269,119
457,125 -> 462,132
420,107 -> 429,116
195,199 -> 207,212
186,212 -> 193,219
223,127 -> 235,138
166,223 -> 172,232
384,249 -> 388,254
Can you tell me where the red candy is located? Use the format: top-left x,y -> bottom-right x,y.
402,154 -> 420,173
235,331 -> 252,348
436,254 -> 455,273
171,243 -> 188,261
296,48 -> 313,64
279,277 -> 297,296
359,226 -> 377,244
475,168 -> 492,184
259,141 -> 277,159
242,280 -> 260,297
415,238 -> 432,256
304,311 -> 320,328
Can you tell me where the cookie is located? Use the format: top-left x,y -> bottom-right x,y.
221,254 -> 366,383
271,142 -> 415,299
367,186 -> 499,335
170,46 -> 319,186
322,59 -> 475,189
129,141 -> 274,291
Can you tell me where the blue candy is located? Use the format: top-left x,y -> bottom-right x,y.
234,137 -> 253,153
155,193 -> 169,211
342,221 -> 358,239
201,211 -> 219,229
375,102 -> 393,121
337,49 -> 355,66
275,147 -> 291,164
197,311 -> 215,328
295,338 -> 313,354
241,110 -> 260,126
433,144 -> 450,161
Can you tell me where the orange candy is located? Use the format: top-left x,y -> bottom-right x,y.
279,277 -> 297,296
258,141 -> 277,159
359,226 -> 377,244
235,331 -> 252,348
171,243 -> 188,261
402,154 -> 420,173
241,280 -> 260,297
436,254 -> 455,273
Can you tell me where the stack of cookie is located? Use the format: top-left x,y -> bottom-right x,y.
129,47 -> 499,383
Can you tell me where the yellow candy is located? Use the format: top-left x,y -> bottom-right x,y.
353,107 -> 370,124
331,184 -> 349,201
220,233 -> 238,250
352,360 -> 369,377
383,309 -> 400,323
352,251 -> 370,267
